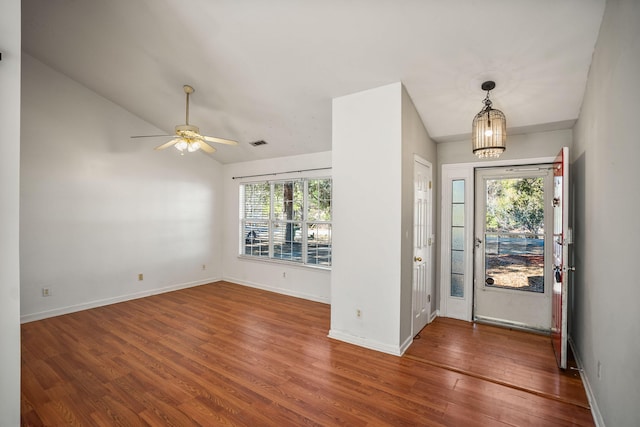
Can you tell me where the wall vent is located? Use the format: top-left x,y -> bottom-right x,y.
250,140 -> 268,147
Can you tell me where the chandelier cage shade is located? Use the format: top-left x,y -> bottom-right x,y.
472,81 -> 507,159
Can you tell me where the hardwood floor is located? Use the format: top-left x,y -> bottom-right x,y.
405,317 -> 590,409
21,281 -> 594,426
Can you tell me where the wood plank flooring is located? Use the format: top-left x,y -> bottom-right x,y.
21,281 -> 594,426
405,317 -> 590,409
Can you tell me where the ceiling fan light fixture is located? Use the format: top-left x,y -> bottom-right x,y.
175,140 -> 189,152
472,81 -> 506,159
187,141 -> 201,152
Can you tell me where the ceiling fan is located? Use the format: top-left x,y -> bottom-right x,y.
131,85 -> 238,154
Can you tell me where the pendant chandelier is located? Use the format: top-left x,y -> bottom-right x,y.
472,81 -> 506,159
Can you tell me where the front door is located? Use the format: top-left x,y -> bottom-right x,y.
474,166 -> 553,330
552,147 -> 570,369
412,157 -> 432,336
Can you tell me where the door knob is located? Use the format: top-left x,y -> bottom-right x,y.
414,256 -> 422,262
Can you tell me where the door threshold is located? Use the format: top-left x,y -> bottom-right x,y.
474,315 -> 550,336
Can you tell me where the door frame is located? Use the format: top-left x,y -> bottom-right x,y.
551,146 -> 571,369
440,156 -> 556,321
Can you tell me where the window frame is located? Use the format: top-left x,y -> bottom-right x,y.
239,177 -> 332,269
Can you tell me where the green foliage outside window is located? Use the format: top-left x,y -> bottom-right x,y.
486,178 -> 544,235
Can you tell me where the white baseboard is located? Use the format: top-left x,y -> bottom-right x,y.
569,337 -> 605,427
223,276 -> 330,305
327,329 -> 404,356
20,277 -> 221,323
398,334 -> 414,356
429,310 -> 438,323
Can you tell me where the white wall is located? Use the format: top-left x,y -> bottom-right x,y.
331,83 -> 402,353
0,0 -> 22,424
330,82 -> 406,355
222,151 -> 332,303
20,55 -> 224,321
437,129 -> 573,166
435,129 -> 572,313
400,86 -> 438,340
571,0 -> 640,425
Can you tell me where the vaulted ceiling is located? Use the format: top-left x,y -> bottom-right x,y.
22,0 -> 605,164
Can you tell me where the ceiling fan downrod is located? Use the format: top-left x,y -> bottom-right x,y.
184,84 -> 194,125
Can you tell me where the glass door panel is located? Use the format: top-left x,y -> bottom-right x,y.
474,167 -> 552,331
484,177 -> 545,293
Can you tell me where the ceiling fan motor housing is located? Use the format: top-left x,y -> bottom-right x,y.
175,124 -> 200,137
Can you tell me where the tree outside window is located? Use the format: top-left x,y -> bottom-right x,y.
240,178 -> 331,267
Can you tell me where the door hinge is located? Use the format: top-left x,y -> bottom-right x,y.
429,181 -> 432,189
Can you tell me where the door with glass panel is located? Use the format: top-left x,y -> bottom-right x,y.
474,166 -> 552,330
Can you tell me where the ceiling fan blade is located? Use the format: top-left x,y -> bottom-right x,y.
203,135 -> 238,145
131,134 -> 174,139
199,141 -> 216,153
155,138 -> 181,150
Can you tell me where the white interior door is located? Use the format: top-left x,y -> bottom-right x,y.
474,166 -> 553,330
552,147 -> 570,369
412,158 -> 432,336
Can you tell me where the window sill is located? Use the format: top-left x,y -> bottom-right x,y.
237,255 -> 331,271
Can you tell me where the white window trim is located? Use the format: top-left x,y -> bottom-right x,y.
440,165 -> 474,321
238,176 -> 332,269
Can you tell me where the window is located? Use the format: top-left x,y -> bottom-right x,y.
240,178 -> 332,267
483,177 -> 545,293
451,179 -> 465,297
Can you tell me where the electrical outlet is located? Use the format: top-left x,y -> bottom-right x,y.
138,273 -> 143,281
202,264 -> 206,270
42,287 -> 51,297
597,360 -> 602,379
356,309 -> 362,319
282,272 -> 286,278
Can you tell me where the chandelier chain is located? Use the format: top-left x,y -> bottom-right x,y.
483,90 -> 493,126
